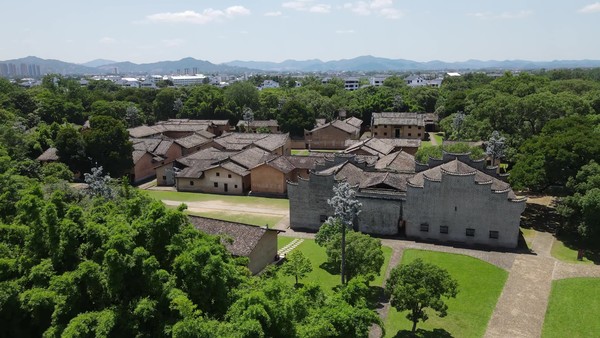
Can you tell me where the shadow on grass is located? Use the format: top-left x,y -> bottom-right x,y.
520,203 -> 561,233
392,328 -> 453,338
319,261 -> 340,275
555,232 -> 600,265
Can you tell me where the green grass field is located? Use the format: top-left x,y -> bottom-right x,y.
551,239 -> 593,264
385,250 -> 508,338
278,236 -> 296,250
432,132 -> 444,145
143,190 -> 289,209
279,238 -> 392,294
542,278 -> 600,338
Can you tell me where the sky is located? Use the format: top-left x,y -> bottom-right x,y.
2,0 -> 600,64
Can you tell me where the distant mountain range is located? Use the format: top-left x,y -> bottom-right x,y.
2,55 -> 600,76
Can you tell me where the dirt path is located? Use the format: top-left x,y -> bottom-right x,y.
161,199 -> 288,217
428,132 -> 439,146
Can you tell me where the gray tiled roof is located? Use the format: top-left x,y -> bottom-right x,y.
375,151 -> 416,173
177,147 -> 231,167
174,133 -> 212,149
37,147 -> 59,161
378,138 -> 421,149
285,155 -> 326,170
261,156 -> 295,174
215,132 -> 289,152
344,137 -> 395,157
308,117 -> 362,135
220,161 -> 250,176
408,159 -> 517,199
372,112 -> 425,127
128,125 -> 161,138
237,120 -> 279,128
132,150 -> 149,164
154,140 -> 174,156
229,147 -> 273,169
188,215 -> 278,257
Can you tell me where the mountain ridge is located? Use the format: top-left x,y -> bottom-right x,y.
2,55 -> 600,75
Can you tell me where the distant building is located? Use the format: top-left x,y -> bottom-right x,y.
169,74 -> 206,86
344,77 -> 360,91
259,80 -> 280,89
304,117 -> 363,149
370,76 -> 389,86
371,112 -> 426,139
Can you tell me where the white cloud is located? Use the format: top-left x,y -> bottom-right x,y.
335,29 -> 355,34
343,0 -> 402,19
146,6 -> 250,24
468,10 -> 532,20
99,37 -> 116,44
579,2 -> 600,13
264,11 -> 283,16
283,1 -> 330,14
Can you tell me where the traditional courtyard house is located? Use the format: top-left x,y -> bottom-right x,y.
156,147 -> 229,186
371,112 -> 426,139
128,119 -> 228,139
304,117 -> 363,150
343,137 -> 395,158
175,147 -> 273,195
236,120 -> 281,133
250,155 -> 325,196
189,216 -> 281,274
287,151 -> 525,248
213,132 -> 291,156
404,159 -> 526,248
130,138 -> 183,183
377,138 -> 421,155
174,132 -> 215,156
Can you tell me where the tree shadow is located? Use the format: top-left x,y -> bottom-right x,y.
392,328 -> 453,338
319,261 -> 340,275
367,285 -> 387,310
555,232 -> 600,265
520,202 -> 560,233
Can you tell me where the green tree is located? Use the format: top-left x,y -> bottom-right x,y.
281,250 -> 312,286
277,99 -> 315,138
82,115 -> 133,178
386,258 -> 458,333
224,81 -> 259,120
55,124 -> 87,173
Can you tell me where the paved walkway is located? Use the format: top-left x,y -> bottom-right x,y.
428,132 -> 440,146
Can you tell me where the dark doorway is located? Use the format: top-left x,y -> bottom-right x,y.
224,183 -> 228,193
394,128 -> 400,138
397,219 -> 406,237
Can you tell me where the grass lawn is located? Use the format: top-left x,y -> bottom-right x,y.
551,239 -> 594,264
432,132 -> 444,145
542,278 -> 600,338
143,190 -> 289,209
278,236 -> 296,250
521,227 -> 537,248
385,249 -> 508,338
419,140 -> 433,148
279,238 -> 393,294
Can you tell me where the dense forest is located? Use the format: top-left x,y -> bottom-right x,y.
1,69 -> 599,336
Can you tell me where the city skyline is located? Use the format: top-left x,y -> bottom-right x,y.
2,1 -> 600,64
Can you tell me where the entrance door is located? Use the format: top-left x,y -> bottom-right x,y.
397,219 -> 406,237
394,128 -> 400,138
224,183 -> 228,193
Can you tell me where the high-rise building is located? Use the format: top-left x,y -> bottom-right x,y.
20,63 -> 29,77
8,63 -> 17,77
0,64 -> 8,77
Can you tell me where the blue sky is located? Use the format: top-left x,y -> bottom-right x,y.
2,0 -> 600,64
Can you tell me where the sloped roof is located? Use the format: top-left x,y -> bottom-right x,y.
344,137 -> 395,157
133,150 -> 151,164
375,151 -> 416,173
408,159 -> 517,199
229,147 -> 273,169
188,215 -> 278,257
214,132 -> 289,152
177,147 -> 231,167
378,138 -> 421,149
37,147 -> 59,162
174,133 -> 212,149
154,140 -> 175,156
256,156 -> 295,174
237,120 -> 279,128
285,155 -> 326,170
128,125 -> 161,138
220,161 -> 250,176
360,172 -> 410,191
308,118 -> 361,135
131,138 -> 162,152
372,112 -> 425,127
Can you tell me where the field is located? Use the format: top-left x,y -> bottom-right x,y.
385,249 -> 508,338
542,278 -> 600,338
143,190 -> 289,209
278,238 -> 393,294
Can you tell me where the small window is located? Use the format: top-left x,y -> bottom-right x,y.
216,172 -> 220,177
418,133 -> 421,137
489,231 -> 499,239
190,181 -> 194,186
320,215 -> 328,222
214,182 -> 218,188
384,132 -> 387,136
234,185 -> 238,188
374,125 -> 378,129
408,133 -> 412,137
162,176 -> 166,180
384,125 -> 387,128
228,174 -> 232,178
440,225 -> 449,234
466,228 -> 475,237
418,126 -> 422,130
374,132 -> 378,136
409,125 -> 412,129
420,223 -> 429,232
